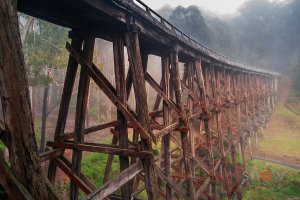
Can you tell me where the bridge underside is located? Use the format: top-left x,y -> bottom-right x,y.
3,0 -> 278,199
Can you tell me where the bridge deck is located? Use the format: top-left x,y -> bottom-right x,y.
18,0 -> 278,77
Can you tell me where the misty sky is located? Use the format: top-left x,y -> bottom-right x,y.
142,0 -> 286,14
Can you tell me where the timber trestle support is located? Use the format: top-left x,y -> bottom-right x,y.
1,0 -> 279,199
42,32 -> 277,199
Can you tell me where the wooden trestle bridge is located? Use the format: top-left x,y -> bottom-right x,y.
4,0 -> 279,199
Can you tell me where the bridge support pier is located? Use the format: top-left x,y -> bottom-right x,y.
37,30 -> 280,199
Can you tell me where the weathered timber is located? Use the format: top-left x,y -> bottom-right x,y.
70,38 -> 95,200
86,161 -> 143,200
161,53 -> 172,200
39,148 -> 64,162
63,121 -> 118,140
66,42 -> 156,145
48,37 -> 83,183
170,50 -> 194,199
46,141 -> 153,158
0,0 -> 279,199
103,134 -> 118,184
155,166 -> 190,200
125,29 -> 158,199
0,1 -> 57,199
113,38 -> 131,199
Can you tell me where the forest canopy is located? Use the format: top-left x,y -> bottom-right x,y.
157,0 -> 300,94
158,0 -> 300,78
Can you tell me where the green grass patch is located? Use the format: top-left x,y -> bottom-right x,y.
243,160 -> 300,199
78,153 -> 120,199
285,96 -> 300,117
0,141 -> 4,151
258,104 -> 300,157
34,118 -> 42,146
81,153 -> 120,186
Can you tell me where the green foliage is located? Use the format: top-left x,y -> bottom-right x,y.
0,141 -> 4,151
243,160 -> 300,199
34,119 -> 42,145
169,6 -> 213,46
79,153 -> 120,199
159,0 -> 300,80
23,18 -> 69,86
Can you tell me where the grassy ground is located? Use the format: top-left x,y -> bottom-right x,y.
257,104 -> 300,158
286,96 -> 300,117
0,142 -> 4,151
81,153 -> 120,187
244,93 -> 300,199
74,98 -> 300,200
243,159 -> 300,200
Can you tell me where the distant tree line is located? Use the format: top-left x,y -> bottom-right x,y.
158,0 -> 300,94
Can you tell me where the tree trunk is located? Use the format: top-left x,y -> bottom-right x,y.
32,86 -> 37,120
0,0 -> 56,199
21,16 -> 34,44
39,85 -> 49,153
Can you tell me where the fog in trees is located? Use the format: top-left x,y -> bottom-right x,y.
158,0 -> 300,94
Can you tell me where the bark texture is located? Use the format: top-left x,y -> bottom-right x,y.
0,0 -> 55,199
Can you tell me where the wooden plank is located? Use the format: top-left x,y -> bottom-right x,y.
66,42 -> 156,145
192,156 -> 211,176
204,65 -> 216,197
187,62 -> 195,177
86,161 -> 143,200
39,148 -> 64,162
125,30 -> 158,199
103,135 -> 118,184
53,38 -> 83,139
59,156 -> 97,191
70,38 -> 95,199
161,53 -> 172,200
47,141 -> 153,158
155,166 -> 190,200
48,37 -> 83,183
145,72 -> 187,121
54,158 -> 92,195
170,50 -> 194,199
156,122 -> 180,139
195,177 -> 210,199
113,38 -> 131,199
63,121 -> 118,140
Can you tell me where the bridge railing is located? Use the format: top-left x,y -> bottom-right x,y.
116,0 -> 279,76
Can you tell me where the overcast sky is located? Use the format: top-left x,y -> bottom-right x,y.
141,0 -> 284,14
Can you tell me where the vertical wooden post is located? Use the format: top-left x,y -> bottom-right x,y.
222,69 -> 233,196
48,37 -> 83,183
125,30 -> 158,200
113,38 -> 131,199
240,73 -> 247,171
170,50 -> 195,199
70,38 -> 95,200
162,53 -> 172,200
201,64 -> 215,197
187,62 -> 195,177
209,65 -> 218,198
232,72 -> 242,200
